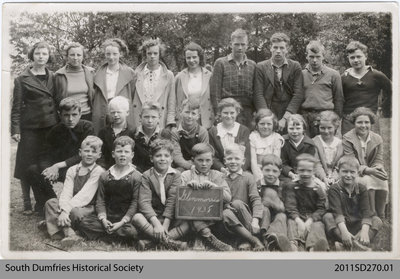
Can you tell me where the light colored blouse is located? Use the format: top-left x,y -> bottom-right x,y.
187,72 -> 202,98
143,64 -> 161,103
249,131 -> 284,163
317,135 -> 342,166
106,65 -> 120,100
217,122 -> 240,150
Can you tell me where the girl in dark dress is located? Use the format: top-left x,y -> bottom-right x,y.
11,41 -> 59,214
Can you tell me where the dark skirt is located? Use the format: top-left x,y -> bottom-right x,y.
14,126 -> 54,179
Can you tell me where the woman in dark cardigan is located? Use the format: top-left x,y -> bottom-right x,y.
11,41 -> 59,214
54,42 -> 95,121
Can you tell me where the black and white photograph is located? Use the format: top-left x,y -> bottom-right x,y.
1,1 -> 398,259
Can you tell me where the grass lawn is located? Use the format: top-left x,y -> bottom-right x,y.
8,119 -> 393,253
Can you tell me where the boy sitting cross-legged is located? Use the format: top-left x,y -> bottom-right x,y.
43,136 -> 105,248
181,143 -> 233,251
283,153 -> 330,251
222,144 -> 265,251
78,136 -> 141,244
258,154 -> 292,251
323,156 -> 383,251
132,139 -> 188,251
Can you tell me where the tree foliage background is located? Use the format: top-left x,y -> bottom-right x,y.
9,12 -> 392,79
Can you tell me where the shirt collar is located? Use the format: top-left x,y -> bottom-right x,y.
319,136 -> 341,149
271,58 -> 288,68
290,136 -> 304,148
106,64 -> 120,74
144,64 -> 161,75
109,163 -> 135,178
217,122 -> 240,138
344,65 -> 373,76
192,165 -> 210,176
261,178 -> 280,186
357,133 -> 371,145
77,162 -> 97,172
227,53 -> 249,65
228,168 -> 243,179
305,64 -> 325,75
136,125 -> 160,137
154,166 -> 176,178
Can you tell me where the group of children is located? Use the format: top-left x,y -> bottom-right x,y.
32,92 -> 388,252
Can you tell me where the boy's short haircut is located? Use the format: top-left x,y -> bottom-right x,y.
217,97 -> 242,113
141,101 -> 162,116
287,114 -> 307,130
261,154 -> 282,169
270,32 -> 290,45
231,28 -> 248,41
191,143 -> 215,157
150,139 -> 174,156
337,155 -> 360,170
181,98 -> 200,112
108,96 -> 130,112
81,135 -> 103,152
349,106 -> 376,125
224,143 -> 245,157
296,153 -> 317,167
59,97 -> 82,113
346,41 -> 368,55
319,110 -> 341,130
306,40 -> 325,55
113,136 -> 135,151
255,108 -> 279,131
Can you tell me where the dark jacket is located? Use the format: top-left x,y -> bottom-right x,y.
327,181 -> 372,226
41,120 -> 95,168
280,135 -> 325,179
138,168 -> 180,220
283,181 -> 327,222
97,123 -> 136,169
253,59 -> 304,118
11,67 -> 58,134
54,65 -> 95,107
208,124 -> 251,171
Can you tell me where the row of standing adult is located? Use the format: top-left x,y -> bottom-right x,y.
11,29 -> 391,214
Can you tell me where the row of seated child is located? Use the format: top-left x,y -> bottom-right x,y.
32,95 -> 387,251
42,134 -> 383,252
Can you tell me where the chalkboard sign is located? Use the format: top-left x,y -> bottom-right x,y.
175,186 -> 223,220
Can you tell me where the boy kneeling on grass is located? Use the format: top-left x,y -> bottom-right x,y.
42,136 -> 105,248
259,154 -> 292,251
324,155 -> 383,251
79,136 -> 141,244
181,143 -> 233,251
132,139 -> 188,251
222,144 -> 265,251
283,153 -> 330,251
